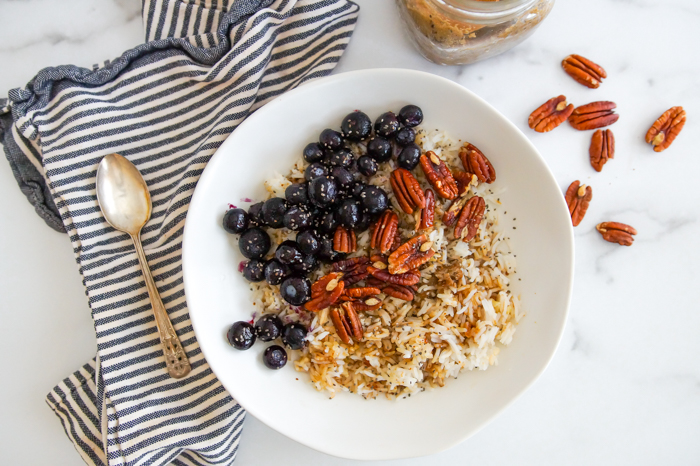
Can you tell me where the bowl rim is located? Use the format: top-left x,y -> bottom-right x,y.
183,67 -> 575,460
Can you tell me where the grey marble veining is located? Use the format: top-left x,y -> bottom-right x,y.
1,0 -> 699,464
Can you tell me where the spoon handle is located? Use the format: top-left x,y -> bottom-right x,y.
131,233 -> 192,379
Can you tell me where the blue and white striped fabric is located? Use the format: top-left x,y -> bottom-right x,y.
0,1 -> 358,465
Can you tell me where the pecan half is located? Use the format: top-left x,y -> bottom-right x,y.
561,54 -> 607,89
382,284 -> 414,301
569,101 -> 619,130
333,226 -> 356,253
344,286 -> 381,298
589,129 -> 615,172
367,266 -> 421,286
645,106 -> 686,152
390,168 -> 425,214
388,234 -> 435,275
333,257 -> 369,286
459,143 -> 496,184
565,181 -> 593,227
455,196 -> 485,242
419,152 -> 459,200
442,193 -> 470,226
453,170 -> 474,196
305,273 -> 345,311
330,302 -> 363,344
596,222 -> 637,246
371,210 -> 399,254
419,189 -> 435,230
528,95 -> 574,133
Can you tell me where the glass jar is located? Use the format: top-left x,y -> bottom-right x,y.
396,0 -> 555,65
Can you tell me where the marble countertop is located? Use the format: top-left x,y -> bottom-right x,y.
1,0 -> 698,464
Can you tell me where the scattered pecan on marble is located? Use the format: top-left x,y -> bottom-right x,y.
333,225 -> 356,253
528,95 -> 574,133
419,189 -> 435,230
330,302 -> 363,344
596,222 -> 637,246
370,210 -> 399,254
390,168 -> 425,214
459,143 -> 496,184
304,272 -> 345,311
589,129 -> 615,172
569,101 -> 619,130
561,54 -> 607,89
454,196 -> 486,242
419,151 -> 459,200
564,180 -> 593,227
645,106 -> 686,152
388,233 -> 435,275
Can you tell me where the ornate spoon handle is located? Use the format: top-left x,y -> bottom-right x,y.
132,233 -> 191,379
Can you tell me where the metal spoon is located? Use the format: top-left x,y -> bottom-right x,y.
96,153 -> 191,379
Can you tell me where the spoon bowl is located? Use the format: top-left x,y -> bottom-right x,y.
96,153 -> 152,234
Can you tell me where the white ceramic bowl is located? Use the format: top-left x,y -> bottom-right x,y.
183,68 -> 574,460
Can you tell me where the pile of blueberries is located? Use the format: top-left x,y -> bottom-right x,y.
227,315 -> 307,369
224,105 -> 423,366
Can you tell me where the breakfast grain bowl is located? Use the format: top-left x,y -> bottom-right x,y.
223,105 -> 523,400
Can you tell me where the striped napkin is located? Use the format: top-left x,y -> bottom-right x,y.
0,1 -> 358,465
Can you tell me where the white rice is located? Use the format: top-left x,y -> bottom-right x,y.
247,128 -> 524,399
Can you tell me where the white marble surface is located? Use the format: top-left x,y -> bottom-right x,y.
1,0 -> 698,464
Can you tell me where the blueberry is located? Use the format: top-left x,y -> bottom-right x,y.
255,314 -> 284,342
285,183 -> 309,205
331,166 -> 354,190
239,227 -> 271,260
296,229 -> 320,255
357,156 -> 378,177
398,104 -> 423,127
305,162 -> 329,182
223,208 -> 248,234
325,149 -> 354,168
282,323 -> 308,350
263,345 -> 288,369
359,185 -> 389,215
352,182 -> 367,198
262,198 -> 288,228
279,276 -> 311,306
375,111 -> 401,138
308,176 -> 338,208
264,259 -> 291,285
319,128 -> 343,150
316,210 -> 338,235
227,321 -> 256,350
367,137 -> 392,162
355,210 -> 372,232
397,143 -> 422,170
340,111 -> 372,141
248,201 -> 265,227
336,199 -> 361,229
242,260 -> 266,282
275,241 -> 303,265
292,253 -> 318,274
395,126 -> 416,146
283,205 -> 313,231
318,236 -> 343,262
303,142 -> 325,163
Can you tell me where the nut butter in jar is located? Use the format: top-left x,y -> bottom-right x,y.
396,0 -> 554,65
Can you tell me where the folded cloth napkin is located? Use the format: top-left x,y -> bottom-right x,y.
0,1 -> 358,465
